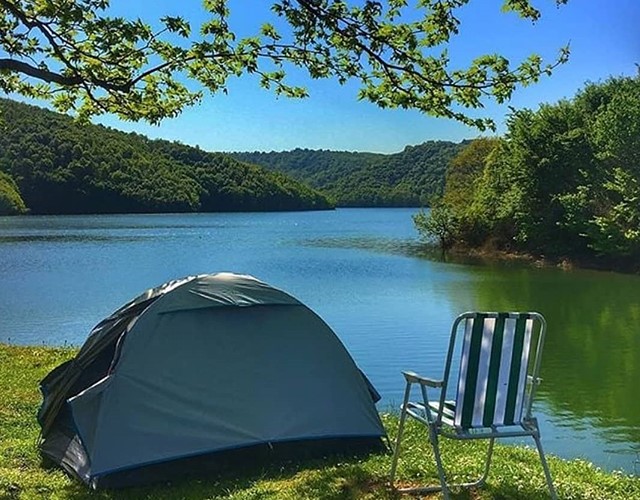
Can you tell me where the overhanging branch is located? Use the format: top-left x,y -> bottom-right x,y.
0,58 -> 82,86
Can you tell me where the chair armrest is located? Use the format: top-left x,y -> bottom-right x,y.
402,371 -> 443,388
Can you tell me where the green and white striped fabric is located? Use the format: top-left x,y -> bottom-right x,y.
453,313 -> 534,429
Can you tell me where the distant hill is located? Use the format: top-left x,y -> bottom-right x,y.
0,99 -> 332,215
231,141 -> 468,207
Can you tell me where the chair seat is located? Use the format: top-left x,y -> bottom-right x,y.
404,400 -> 539,438
404,400 -> 456,427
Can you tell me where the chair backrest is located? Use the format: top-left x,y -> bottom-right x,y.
441,312 -> 546,430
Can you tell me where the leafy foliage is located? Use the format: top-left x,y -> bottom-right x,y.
0,0 -> 568,127
0,99 -> 331,214
232,141 -> 466,207
439,137 -> 501,245
0,170 -> 27,214
436,75 -> 640,265
413,205 -> 458,251
443,137 -> 501,211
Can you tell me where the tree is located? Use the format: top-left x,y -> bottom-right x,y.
437,74 -> 640,264
0,0 -> 568,126
577,76 -> 640,257
0,170 -> 27,214
413,204 -> 458,253
440,137 -> 501,245
443,137 -> 500,212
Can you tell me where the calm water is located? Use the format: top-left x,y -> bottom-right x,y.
1,208 -> 639,474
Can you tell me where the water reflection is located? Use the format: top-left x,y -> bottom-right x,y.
445,264 -> 640,461
0,234 -> 147,244
306,234 -> 640,469
301,236 -> 421,255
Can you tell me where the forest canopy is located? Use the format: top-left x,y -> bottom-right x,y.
0,170 -> 26,215
232,141 -> 466,207
0,99 -> 332,214
420,75 -> 640,268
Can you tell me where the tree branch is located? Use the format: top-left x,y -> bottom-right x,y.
0,0 -> 132,92
0,58 -> 82,86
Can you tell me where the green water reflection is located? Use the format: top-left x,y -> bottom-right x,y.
447,262 -> 640,455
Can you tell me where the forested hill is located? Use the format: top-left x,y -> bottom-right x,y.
0,99 -> 331,215
428,75 -> 640,269
230,141 -> 467,207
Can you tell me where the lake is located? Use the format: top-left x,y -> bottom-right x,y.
1,208 -> 639,474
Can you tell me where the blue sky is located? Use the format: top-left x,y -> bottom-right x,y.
94,1 -> 638,153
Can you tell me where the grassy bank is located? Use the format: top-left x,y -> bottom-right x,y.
1,344 -> 638,499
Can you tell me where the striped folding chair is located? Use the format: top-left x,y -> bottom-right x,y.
390,312 -> 557,499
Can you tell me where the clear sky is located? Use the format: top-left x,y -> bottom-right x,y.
93,1 -> 639,153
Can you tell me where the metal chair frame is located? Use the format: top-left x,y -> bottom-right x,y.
390,312 -> 557,499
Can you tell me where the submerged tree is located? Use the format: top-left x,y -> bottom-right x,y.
413,204 -> 458,253
0,0 -> 568,126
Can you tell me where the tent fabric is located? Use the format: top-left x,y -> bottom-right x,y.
38,273 -> 385,488
37,275 -> 194,436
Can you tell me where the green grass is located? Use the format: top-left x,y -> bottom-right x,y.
1,343 -> 638,499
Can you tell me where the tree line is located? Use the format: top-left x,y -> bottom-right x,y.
416,75 -> 640,269
0,99 -> 332,215
232,140 -> 466,207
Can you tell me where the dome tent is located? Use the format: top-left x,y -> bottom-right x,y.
37,273 -> 385,489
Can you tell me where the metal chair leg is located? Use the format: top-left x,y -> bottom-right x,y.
396,425 -> 450,498
477,437 -> 495,487
533,434 -> 557,500
397,433 -> 496,497
430,427 -> 451,500
390,382 -> 413,483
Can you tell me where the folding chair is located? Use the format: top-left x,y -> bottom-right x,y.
390,312 -> 557,499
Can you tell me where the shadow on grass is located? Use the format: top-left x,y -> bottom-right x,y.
49,448 -> 395,500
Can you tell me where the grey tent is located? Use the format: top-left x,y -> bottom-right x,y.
38,273 -> 385,488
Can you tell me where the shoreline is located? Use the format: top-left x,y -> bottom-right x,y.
433,244 -> 640,275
